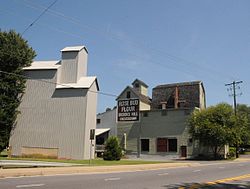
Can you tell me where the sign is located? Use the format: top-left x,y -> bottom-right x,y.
90,129 -> 95,140
117,99 -> 140,122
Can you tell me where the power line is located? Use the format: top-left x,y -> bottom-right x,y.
17,0 -> 235,82
21,0 -> 58,35
4,2 -> 233,86
0,70 -> 118,98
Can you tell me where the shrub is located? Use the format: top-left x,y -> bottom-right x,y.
103,136 -> 122,161
227,147 -> 236,159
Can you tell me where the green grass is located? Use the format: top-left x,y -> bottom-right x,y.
0,149 -> 8,157
0,156 -> 170,166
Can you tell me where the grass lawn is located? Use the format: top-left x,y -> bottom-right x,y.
0,156 -> 170,166
0,149 -> 8,157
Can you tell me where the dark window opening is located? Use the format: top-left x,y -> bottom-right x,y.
167,95 -> 175,108
141,139 -> 149,152
96,119 -> 101,124
135,83 -> 139,88
96,137 -> 105,145
168,139 -> 177,152
126,91 -> 131,98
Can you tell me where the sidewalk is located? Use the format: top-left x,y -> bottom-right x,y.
1,155 -> 250,179
0,162 -> 198,178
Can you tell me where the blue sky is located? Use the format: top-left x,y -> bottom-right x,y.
1,0 -> 250,113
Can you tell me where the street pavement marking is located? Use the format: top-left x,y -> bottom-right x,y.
188,173 -> 250,189
158,172 -> 169,176
192,170 -> 201,173
218,166 -> 225,169
104,177 -> 121,181
16,184 -> 44,188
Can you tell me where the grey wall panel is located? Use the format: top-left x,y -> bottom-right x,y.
117,109 -> 191,155
9,70 -> 89,159
77,50 -> 88,79
83,82 -> 98,159
61,52 -> 78,83
97,108 -> 117,136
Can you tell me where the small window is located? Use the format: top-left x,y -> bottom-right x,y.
168,139 -> 177,152
135,83 -> 139,88
96,119 -> 101,124
141,139 -> 149,152
143,112 -> 148,117
126,91 -> 131,98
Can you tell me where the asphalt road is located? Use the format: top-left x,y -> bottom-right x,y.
1,161 -> 250,189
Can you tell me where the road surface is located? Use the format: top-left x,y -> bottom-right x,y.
1,160 -> 250,189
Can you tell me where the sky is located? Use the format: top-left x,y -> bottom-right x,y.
1,0 -> 250,113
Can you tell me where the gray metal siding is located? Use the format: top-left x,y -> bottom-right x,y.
61,52 -> 78,83
83,82 -> 98,159
9,70 -> 88,159
117,109 -> 192,155
77,50 -> 88,80
96,108 -> 117,136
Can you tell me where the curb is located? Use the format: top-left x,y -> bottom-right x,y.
0,162 -> 198,178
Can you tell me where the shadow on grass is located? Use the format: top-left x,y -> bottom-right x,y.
163,181 -> 250,188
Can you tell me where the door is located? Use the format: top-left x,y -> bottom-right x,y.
181,146 -> 187,157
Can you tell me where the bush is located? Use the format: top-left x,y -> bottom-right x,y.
228,147 -> 236,159
103,136 -> 122,161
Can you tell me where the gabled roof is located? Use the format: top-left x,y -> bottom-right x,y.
132,79 -> 148,88
154,81 -> 202,89
60,46 -> 88,53
116,86 -> 151,104
23,61 -> 61,70
56,76 -> 99,90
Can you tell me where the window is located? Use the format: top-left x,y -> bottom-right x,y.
157,138 -> 168,152
135,83 -> 139,88
157,138 -> 177,152
168,139 -> 177,152
126,91 -> 131,98
96,119 -> 101,124
143,112 -> 148,117
141,139 -> 149,152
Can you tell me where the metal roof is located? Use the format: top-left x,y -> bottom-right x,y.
23,61 -> 61,70
60,46 -> 87,53
154,81 -> 202,89
56,76 -> 98,90
95,128 -> 110,136
132,78 -> 148,88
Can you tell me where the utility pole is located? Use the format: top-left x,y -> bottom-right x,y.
225,81 -> 243,115
225,80 -> 243,158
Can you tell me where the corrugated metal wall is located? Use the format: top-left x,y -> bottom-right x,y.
9,70 -> 89,159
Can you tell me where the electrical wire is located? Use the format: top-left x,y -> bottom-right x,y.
21,0 -> 58,35
1,4 -> 237,85
17,0 -> 236,82
0,70 -> 118,98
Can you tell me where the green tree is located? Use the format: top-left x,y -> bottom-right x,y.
103,136 -> 122,161
0,30 -> 36,152
189,103 -> 248,159
237,104 -> 250,145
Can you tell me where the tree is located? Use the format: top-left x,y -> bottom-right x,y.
237,104 -> 250,146
189,103 -> 248,159
0,30 -> 36,152
103,136 -> 122,161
